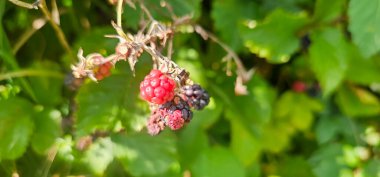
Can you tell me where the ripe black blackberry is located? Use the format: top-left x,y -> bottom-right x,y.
181,84 -> 210,110
159,95 -> 193,122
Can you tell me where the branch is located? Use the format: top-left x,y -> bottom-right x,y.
193,25 -> 254,82
13,18 -> 47,54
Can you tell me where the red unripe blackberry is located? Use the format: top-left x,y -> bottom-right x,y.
140,69 -> 176,104
159,95 -> 193,122
181,84 -> 210,110
95,62 -> 112,80
292,81 -> 307,93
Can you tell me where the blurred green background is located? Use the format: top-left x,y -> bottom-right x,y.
1,0 -> 380,176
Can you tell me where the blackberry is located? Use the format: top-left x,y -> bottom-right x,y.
181,84 -> 210,110
159,95 -> 193,122
140,69 -> 176,104
166,110 -> 184,130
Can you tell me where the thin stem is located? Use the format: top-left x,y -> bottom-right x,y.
13,18 -> 47,54
12,28 -> 37,54
139,2 -> 154,20
193,25 -> 252,82
143,45 -> 184,76
160,0 -> 177,20
8,0 -> 38,9
38,0 -> 73,58
167,37 -> 173,60
117,0 -> 123,27
41,146 -> 58,177
0,69 -> 64,81
51,0 -> 60,24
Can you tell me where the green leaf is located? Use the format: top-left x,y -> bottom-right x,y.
309,143 -> 345,177
112,132 -> 179,176
0,97 -> 34,160
31,109 -> 62,154
363,160 -> 380,177
246,163 -> 261,177
83,138 -> 114,176
56,136 -> 75,162
230,119 -> 261,166
309,28 -> 349,96
177,98 -> 221,168
191,146 -> 245,177
335,85 -> 380,117
315,116 -> 340,144
75,75 -> 139,136
274,91 -> 322,131
76,75 -> 125,136
243,9 -> 308,63
165,0 -> 201,18
348,0 -> 380,58
277,156 -> 316,177
175,48 -> 207,86
346,48 -> 380,85
225,75 -> 276,136
0,2 -> 17,70
75,56 -> 151,136
313,0 -> 345,23
289,106 -> 313,130
123,0 -> 201,30
259,91 -> 323,152
0,0 -> 4,19
261,122 -> 294,153
0,11 -> 37,101
63,27 -> 117,66
189,98 -> 223,129
177,127 -> 209,168
260,0 -> 312,14
122,5 -> 141,30
212,0 -> 258,50
342,145 -> 360,167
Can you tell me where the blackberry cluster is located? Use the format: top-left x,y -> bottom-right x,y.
159,95 -> 193,122
181,84 -> 210,110
141,70 -> 211,135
